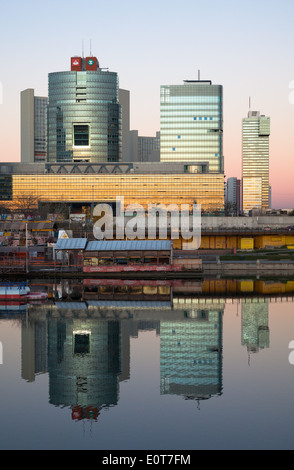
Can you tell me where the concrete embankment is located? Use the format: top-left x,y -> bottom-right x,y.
202,260 -> 294,275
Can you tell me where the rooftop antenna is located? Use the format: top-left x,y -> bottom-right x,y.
82,39 -> 84,58
198,69 -> 200,80
90,39 -> 92,56
249,96 -> 251,111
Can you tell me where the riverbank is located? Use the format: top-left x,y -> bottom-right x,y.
1,260 -> 294,279
202,259 -> 294,275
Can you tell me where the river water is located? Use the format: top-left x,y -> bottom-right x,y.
0,277 -> 294,451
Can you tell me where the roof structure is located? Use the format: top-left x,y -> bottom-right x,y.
85,240 -> 172,251
54,238 -> 88,250
54,238 -> 172,252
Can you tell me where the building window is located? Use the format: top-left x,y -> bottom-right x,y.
74,124 -> 89,146
74,331 -> 90,355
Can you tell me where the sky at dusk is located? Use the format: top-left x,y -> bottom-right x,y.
0,0 -> 294,208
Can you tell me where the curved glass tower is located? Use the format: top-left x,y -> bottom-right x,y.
47,57 -> 121,163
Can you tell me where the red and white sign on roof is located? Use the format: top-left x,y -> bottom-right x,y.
71,57 -> 82,71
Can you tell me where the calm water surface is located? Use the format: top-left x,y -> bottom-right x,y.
0,277 -> 294,450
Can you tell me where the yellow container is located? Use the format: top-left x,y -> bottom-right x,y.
238,238 -> 254,250
237,280 -> 254,292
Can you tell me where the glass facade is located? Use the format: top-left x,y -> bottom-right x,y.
47,70 -> 121,163
137,133 -> 160,162
9,172 -> 224,212
242,111 -> 270,212
0,175 -> 12,201
160,309 -> 223,398
160,81 -> 223,172
34,96 -> 48,163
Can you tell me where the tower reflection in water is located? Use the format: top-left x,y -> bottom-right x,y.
241,299 -> 269,365
15,277 -> 282,421
21,305 -> 224,418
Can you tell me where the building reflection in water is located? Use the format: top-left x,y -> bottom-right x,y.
160,301 -> 223,400
48,313 -> 120,420
10,277 -> 287,420
19,296 -> 224,418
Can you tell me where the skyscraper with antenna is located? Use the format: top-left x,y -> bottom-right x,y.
242,105 -> 270,213
160,75 -> 223,173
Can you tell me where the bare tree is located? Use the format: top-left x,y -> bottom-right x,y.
13,194 -> 40,217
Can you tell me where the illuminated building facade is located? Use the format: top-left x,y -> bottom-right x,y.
160,79 -> 223,173
242,111 -> 270,213
0,162 -> 224,213
47,56 -> 121,163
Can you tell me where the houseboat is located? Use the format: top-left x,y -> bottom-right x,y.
0,282 -> 48,301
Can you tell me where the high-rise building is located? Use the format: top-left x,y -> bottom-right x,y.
242,111 -> 270,213
129,130 -> 160,162
226,177 -> 241,215
21,89 -> 48,163
47,55 -> 122,163
160,79 -> 223,173
118,89 -> 130,162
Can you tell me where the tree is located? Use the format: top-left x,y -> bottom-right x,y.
224,201 -> 237,216
13,194 -> 40,218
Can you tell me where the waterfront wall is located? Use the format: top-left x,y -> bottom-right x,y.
203,260 -> 294,275
200,216 -> 294,229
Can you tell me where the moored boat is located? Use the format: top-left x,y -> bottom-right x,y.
0,282 -> 48,301
27,292 -> 48,301
0,282 -> 30,299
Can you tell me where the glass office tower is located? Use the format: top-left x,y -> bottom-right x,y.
47,57 -> 121,163
242,111 -> 270,213
160,80 -> 223,173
